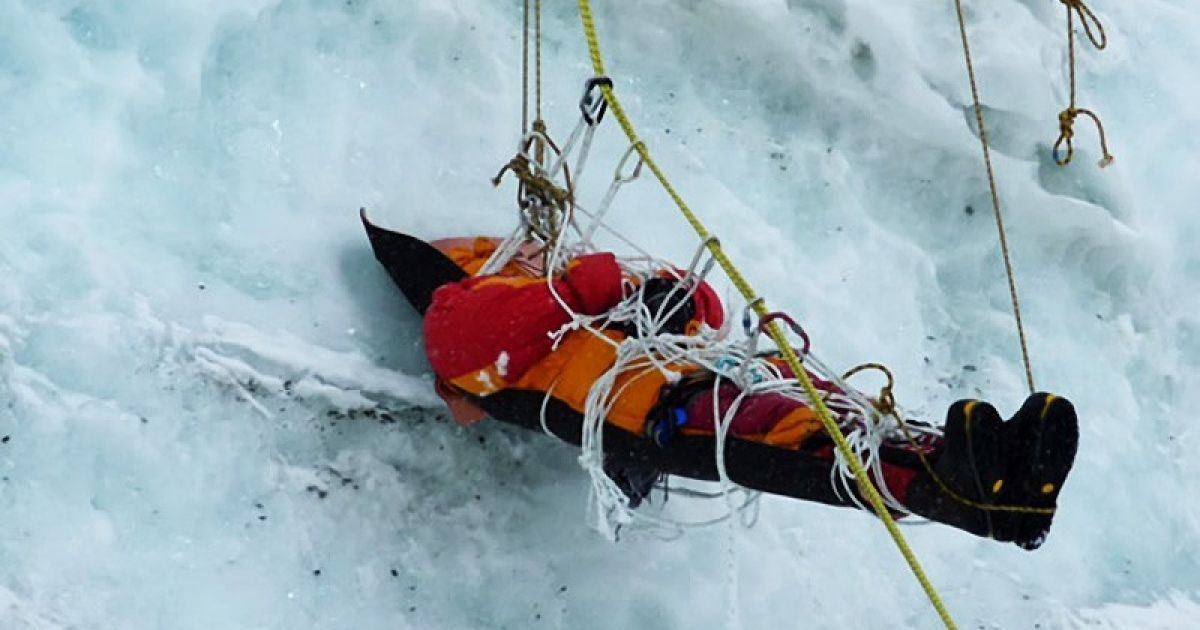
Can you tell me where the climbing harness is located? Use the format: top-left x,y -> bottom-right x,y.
1053,0 -> 1114,167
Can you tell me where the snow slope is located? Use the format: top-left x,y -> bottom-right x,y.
1,0 -> 1197,628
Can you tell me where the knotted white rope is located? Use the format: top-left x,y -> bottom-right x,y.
487,86 -> 942,538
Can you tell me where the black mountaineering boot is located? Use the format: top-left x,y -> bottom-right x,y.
905,400 -> 1015,542
999,393 -> 1079,550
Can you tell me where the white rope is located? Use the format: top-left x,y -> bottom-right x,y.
488,91 -> 944,535
559,256 -> 932,534
538,377 -> 562,438
477,224 -> 530,277
724,511 -> 741,630
570,248 -> 774,537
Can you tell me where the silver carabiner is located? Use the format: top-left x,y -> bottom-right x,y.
613,141 -> 645,184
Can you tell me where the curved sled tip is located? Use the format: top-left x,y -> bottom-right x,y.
360,210 -> 467,315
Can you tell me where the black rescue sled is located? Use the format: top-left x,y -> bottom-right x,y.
361,209 -> 860,508
362,210 -> 1081,551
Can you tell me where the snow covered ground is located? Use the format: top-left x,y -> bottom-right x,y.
1,0 -> 1197,628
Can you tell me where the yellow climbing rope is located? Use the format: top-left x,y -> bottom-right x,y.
575,3 -> 958,629
1054,0 -> 1114,167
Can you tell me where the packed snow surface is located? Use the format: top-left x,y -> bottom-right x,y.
2,0 -> 1198,628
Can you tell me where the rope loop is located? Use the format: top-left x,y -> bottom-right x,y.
581,76 -> 614,126
1053,107 -> 1115,168
1055,0 -> 1114,168
1060,0 -> 1107,50
841,363 -> 896,416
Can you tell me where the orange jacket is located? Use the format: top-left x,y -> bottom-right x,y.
425,238 -> 828,448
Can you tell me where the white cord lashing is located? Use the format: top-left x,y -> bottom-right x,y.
487,90 -> 937,534
556,256 -> 933,535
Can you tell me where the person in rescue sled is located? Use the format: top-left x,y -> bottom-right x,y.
423,241 -> 1079,551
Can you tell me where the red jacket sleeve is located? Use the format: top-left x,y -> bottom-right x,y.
424,253 -> 624,394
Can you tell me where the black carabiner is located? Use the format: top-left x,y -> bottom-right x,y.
580,76 -> 613,126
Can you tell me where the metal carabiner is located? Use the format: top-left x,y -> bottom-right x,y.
740,297 -> 766,338
613,141 -> 645,184
679,235 -> 719,290
580,76 -> 613,126
757,311 -> 812,357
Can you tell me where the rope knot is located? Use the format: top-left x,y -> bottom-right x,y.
491,149 -> 573,242
841,363 -> 896,417
1054,0 -> 1113,168
1057,108 -> 1076,141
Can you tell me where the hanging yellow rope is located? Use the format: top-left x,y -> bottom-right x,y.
575,3 -> 958,628
953,0 -> 1036,396
1054,0 -> 1114,167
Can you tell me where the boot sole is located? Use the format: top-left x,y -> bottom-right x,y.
942,400 -> 1011,539
1005,393 -> 1080,550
